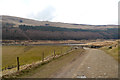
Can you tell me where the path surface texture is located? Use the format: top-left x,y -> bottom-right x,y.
21,48 -> 118,78
51,48 -> 118,78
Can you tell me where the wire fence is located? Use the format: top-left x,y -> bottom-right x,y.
2,46 -> 80,72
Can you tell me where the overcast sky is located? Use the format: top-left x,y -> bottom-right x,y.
0,0 -> 119,25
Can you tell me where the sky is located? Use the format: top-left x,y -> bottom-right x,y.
0,0 -> 119,25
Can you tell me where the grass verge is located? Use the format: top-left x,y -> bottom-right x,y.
101,45 -> 120,62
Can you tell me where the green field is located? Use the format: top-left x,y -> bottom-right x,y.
2,45 -> 72,69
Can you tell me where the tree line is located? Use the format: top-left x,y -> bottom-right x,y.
2,25 -> 119,40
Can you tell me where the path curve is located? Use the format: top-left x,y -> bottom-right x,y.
51,48 -> 118,78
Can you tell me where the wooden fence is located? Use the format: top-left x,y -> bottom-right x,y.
2,46 -> 79,71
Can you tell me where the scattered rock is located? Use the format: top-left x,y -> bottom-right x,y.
108,46 -> 112,49
76,75 -> 87,78
87,67 -> 90,69
98,76 -> 101,78
104,73 -> 107,75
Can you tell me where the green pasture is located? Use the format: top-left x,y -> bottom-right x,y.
2,45 -> 72,69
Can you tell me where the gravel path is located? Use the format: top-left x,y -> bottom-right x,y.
51,48 -> 118,78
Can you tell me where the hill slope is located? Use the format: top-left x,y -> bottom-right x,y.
1,15 -> 118,30
1,15 -> 119,40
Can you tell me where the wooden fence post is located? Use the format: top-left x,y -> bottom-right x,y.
17,57 -> 20,71
5,67 -> 6,70
42,52 -> 44,62
54,50 -> 55,57
61,48 -> 62,54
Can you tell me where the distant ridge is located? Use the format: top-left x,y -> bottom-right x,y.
1,15 -> 118,30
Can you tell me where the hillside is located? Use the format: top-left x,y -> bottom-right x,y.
1,15 -> 119,40
1,15 -> 118,30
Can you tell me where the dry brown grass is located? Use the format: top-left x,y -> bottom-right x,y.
87,40 -> 118,46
